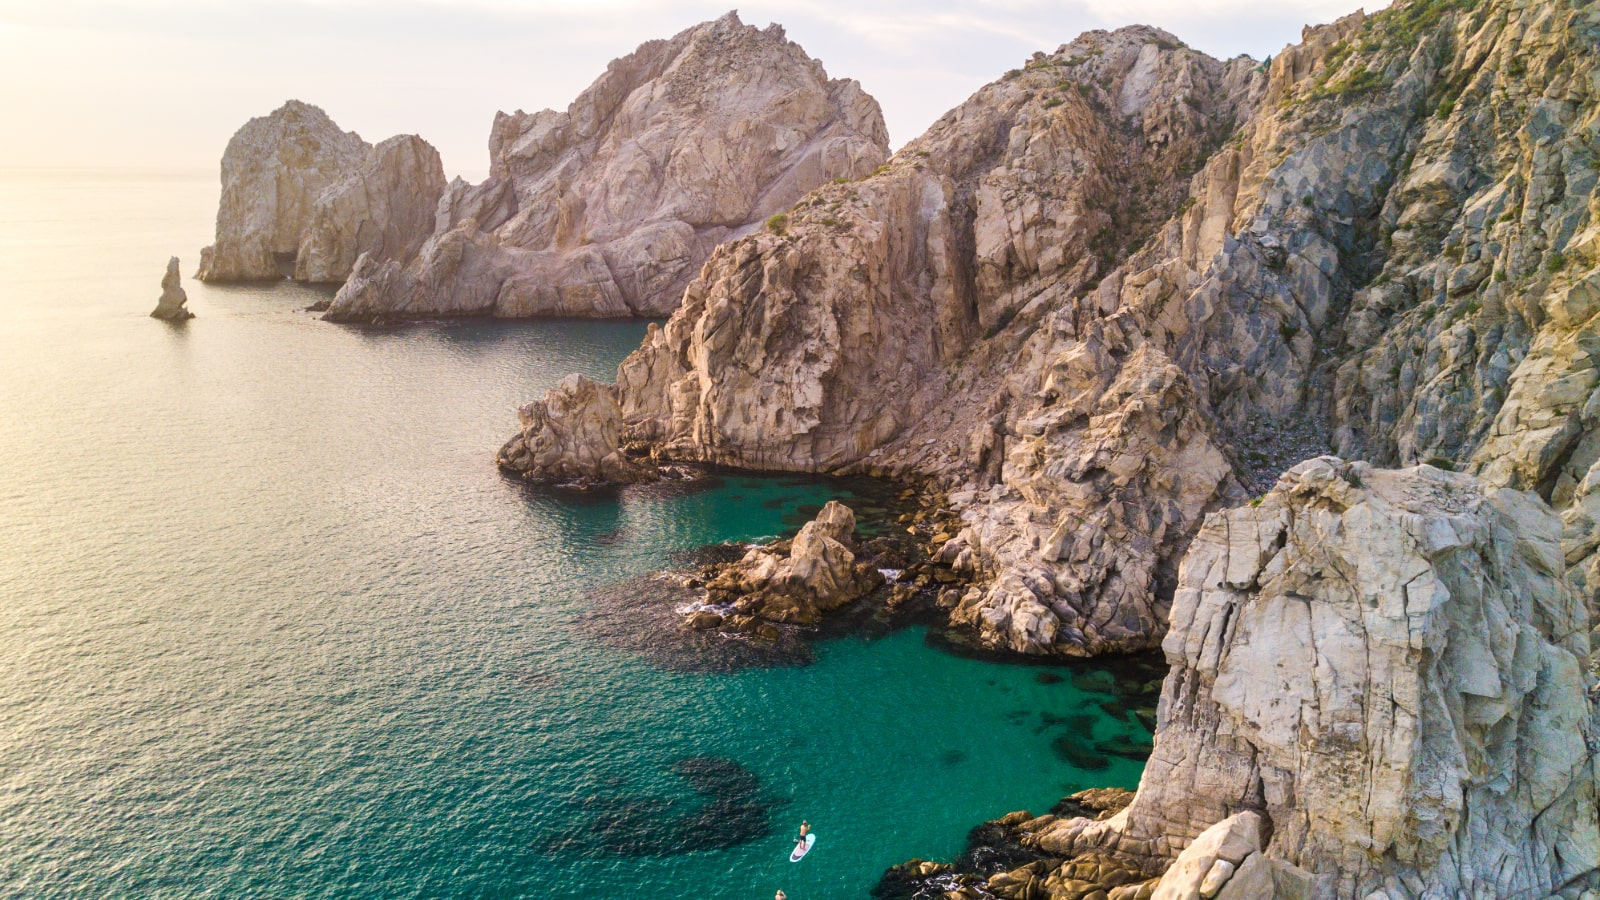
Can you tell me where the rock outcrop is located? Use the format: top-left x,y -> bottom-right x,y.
884,459 -> 1598,899
495,374 -> 656,486
323,12 -> 889,321
150,256 -> 193,320
683,500 -> 884,631
294,134 -> 448,283
196,101 -> 370,282
510,0 -> 1600,662
503,24 -> 1261,654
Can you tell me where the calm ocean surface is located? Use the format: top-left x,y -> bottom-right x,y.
0,170 -> 1150,898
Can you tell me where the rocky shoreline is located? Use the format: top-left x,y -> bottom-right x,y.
192,0 -> 1600,893
509,0 -> 1600,889
877,459 -> 1600,899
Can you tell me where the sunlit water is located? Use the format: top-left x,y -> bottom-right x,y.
0,170 -> 1153,898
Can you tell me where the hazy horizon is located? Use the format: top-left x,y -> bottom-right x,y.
1,0 -> 1386,182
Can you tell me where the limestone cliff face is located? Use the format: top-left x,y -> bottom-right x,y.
197,101 -> 371,282
507,0 -> 1600,661
1011,459 -> 1598,899
294,134 -> 448,283
323,12 -> 889,321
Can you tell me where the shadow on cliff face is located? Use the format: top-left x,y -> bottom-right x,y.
532,756 -> 786,857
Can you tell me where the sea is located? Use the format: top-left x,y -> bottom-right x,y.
0,169 -> 1153,899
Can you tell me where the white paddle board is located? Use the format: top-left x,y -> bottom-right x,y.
789,833 -> 816,862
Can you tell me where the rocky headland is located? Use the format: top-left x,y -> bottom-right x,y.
196,13 -> 889,323
500,0 -> 1600,893
504,0 -> 1600,669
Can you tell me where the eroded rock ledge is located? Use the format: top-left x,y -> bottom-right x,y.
880,459 -> 1599,900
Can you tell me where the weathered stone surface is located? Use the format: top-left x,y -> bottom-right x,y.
294,134 -> 447,283
1150,813 -> 1260,900
324,12 -> 888,321
150,256 -> 193,320
495,374 -> 656,486
511,0 -> 1600,666
700,501 -> 884,626
1035,459 -> 1598,898
506,26 -> 1261,657
197,100 -> 369,282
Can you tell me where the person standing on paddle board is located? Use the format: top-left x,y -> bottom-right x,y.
795,820 -> 809,852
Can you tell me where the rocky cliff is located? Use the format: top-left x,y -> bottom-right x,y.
196,101 -> 447,286
506,0 -> 1600,664
885,459 -> 1597,899
196,101 -> 373,282
294,134 -> 448,284
322,12 -> 889,321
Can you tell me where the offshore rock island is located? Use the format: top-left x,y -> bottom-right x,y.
196,1 -> 1599,897
197,12 -> 888,321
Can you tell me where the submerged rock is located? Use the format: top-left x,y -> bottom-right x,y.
150,256 -> 193,320
323,12 -> 889,321
936,460 -> 1598,899
197,101 -> 369,282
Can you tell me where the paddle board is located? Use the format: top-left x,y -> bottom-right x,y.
789,833 -> 816,862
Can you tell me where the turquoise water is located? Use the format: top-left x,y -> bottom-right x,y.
0,170 -> 1150,898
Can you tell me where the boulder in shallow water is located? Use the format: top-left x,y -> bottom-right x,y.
704,501 -> 884,625
150,256 -> 193,320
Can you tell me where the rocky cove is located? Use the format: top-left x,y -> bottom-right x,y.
191,0 -> 1600,896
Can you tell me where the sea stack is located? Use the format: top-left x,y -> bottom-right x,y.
150,257 -> 194,320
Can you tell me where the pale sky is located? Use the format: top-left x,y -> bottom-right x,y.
0,0 -> 1383,181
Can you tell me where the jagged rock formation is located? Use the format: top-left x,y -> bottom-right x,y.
150,256 -> 193,321
495,374 -> 656,486
683,500 -> 884,631
510,0 -> 1600,662
884,459 -> 1598,899
196,101 -> 370,282
294,134 -> 448,283
323,12 -> 888,322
